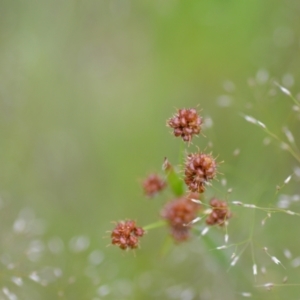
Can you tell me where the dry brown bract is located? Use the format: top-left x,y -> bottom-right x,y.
161,193 -> 201,242
167,108 -> 202,142
111,220 -> 145,250
184,153 -> 217,193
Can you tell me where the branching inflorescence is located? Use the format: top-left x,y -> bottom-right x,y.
108,82 -> 300,297
110,107 -> 231,250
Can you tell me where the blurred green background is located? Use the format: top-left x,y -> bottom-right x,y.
1,0 -> 300,299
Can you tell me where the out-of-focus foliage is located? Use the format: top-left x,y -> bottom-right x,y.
1,0 -> 300,299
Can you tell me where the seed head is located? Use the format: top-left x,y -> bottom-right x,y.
184,152 -> 217,193
161,193 -> 201,242
206,198 -> 232,226
111,220 -> 145,250
142,173 -> 166,197
167,108 -> 202,142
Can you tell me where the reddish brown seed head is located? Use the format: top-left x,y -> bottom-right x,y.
167,108 -> 202,142
142,173 -> 166,197
184,153 -> 217,193
206,198 -> 232,226
161,193 -> 201,242
111,220 -> 145,250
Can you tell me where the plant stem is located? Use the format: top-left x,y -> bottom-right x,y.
143,220 -> 167,231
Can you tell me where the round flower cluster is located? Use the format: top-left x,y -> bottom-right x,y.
142,173 -> 166,197
167,108 -> 202,142
206,198 -> 232,226
111,220 -> 145,250
161,193 -> 200,242
184,153 -> 217,193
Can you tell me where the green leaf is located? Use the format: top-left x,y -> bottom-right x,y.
163,158 -> 185,196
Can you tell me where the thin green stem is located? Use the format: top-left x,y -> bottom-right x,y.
289,94 -> 300,108
256,283 -> 300,288
143,220 -> 167,231
264,127 -> 300,163
178,140 -> 186,168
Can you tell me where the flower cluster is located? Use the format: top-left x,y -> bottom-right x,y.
142,173 -> 166,197
161,193 -> 200,242
184,153 -> 217,193
206,198 -> 232,226
167,108 -> 202,142
111,220 -> 145,250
